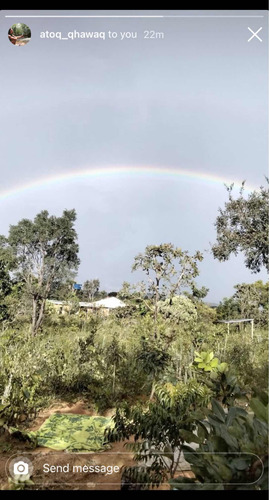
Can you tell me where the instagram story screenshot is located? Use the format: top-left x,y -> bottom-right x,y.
0,5 -> 268,495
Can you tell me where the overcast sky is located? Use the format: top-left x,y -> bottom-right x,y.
0,10 -> 268,302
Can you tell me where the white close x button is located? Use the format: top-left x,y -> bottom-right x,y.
247,27 -> 262,42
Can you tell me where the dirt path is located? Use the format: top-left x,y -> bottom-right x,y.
0,400 -> 193,490
0,400 -> 142,490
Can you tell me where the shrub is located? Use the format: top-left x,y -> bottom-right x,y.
170,394 -> 268,490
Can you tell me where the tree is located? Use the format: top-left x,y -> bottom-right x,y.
132,244 -> 203,336
212,181 -> 269,273
118,281 -> 133,300
82,279 -> 100,302
5,209 -> 80,336
118,282 -> 148,313
0,236 -> 15,321
190,285 -> 209,302
216,296 -> 240,322
233,281 -> 268,326
136,335 -> 171,400
105,334 -> 126,395
0,252 -> 12,299
0,262 -> 11,321
171,395 -> 268,491
12,23 -> 31,37
106,381 -> 211,488
217,280 -> 268,327
158,295 -> 197,325
49,274 -> 76,301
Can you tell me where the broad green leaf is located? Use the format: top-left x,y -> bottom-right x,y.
211,399 -> 226,423
208,415 -> 223,429
218,362 -> 229,373
179,429 -> 201,444
211,435 -> 229,452
197,421 -> 209,441
250,398 -> 268,423
211,358 -> 219,367
220,428 -> 238,448
226,407 -> 247,427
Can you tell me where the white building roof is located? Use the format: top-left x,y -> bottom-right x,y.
47,297 -> 126,309
92,297 -> 126,309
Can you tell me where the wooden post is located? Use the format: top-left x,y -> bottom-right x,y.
224,322 -> 229,355
251,319 -> 254,340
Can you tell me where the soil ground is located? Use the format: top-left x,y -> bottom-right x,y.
0,399 -> 193,491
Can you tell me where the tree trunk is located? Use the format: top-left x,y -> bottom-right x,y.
178,340 -> 182,380
171,447 -> 182,478
112,363 -> 116,395
154,278 -> 160,339
150,379 -> 155,400
32,299 -> 46,336
31,298 -> 38,336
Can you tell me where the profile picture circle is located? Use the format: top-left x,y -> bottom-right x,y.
8,23 -> 31,46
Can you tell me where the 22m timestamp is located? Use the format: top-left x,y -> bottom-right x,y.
144,30 -> 165,39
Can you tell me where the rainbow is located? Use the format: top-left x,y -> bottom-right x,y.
0,165 -> 259,201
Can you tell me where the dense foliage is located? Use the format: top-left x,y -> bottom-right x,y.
212,182 -> 269,273
0,192 -> 268,490
170,394 -> 268,490
2,210 -> 79,336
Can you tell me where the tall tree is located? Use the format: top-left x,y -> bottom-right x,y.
0,236 -> 15,320
0,237 -> 12,297
82,279 -> 100,301
216,296 -> 240,322
212,181 -> 269,273
233,281 -> 268,326
132,243 -> 203,336
217,280 -> 268,327
118,281 -> 133,300
6,209 -> 80,335
49,273 -> 76,301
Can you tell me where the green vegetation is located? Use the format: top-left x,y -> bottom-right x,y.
11,23 -> 31,38
212,181 -> 269,273
170,394 -> 268,490
0,181 -> 268,490
217,280 -> 268,327
3,210 -> 79,336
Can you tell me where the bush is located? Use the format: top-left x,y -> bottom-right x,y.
170,394 -> 268,490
